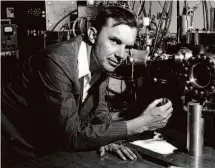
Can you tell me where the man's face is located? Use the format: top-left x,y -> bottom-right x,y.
92,18 -> 137,73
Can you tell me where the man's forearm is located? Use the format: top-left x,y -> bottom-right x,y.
73,121 -> 128,151
125,117 -> 148,135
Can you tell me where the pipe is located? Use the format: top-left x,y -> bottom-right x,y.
187,102 -> 204,157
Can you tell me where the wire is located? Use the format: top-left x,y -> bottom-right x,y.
151,0 -> 169,56
202,0 -> 207,30
137,0 -> 145,17
130,49 -> 134,80
157,0 -> 163,9
158,1 -> 173,50
165,1 -> 173,32
203,0 -> 206,29
132,0 -> 135,11
184,0 -> 188,9
127,1 -> 133,12
209,0 -> 213,8
149,1 -> 152,17
51,9 -> 77,32
194,0 -> 201,11
79,17 -> 85,34
204,0 -> 209,30
142,1 -> 147,17
61,17 -> 86,38
176,0 -> 180,41
158,0 -> 171,46
72,17 -> 81,37
137,1 -> 141,17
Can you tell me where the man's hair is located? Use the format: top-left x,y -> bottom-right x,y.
94,6 -> 137,32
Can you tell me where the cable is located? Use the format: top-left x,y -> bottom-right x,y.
184,0 -> 188,9
209,0 -> 213,8
130,51 -> 137,103
149,1 -> 152,17
177,0 -> 180,41
137,0 -> 145,17
158,0 -> 171,45
127,1 -> 133,12
165,1 -> 173,32
51,9 -> 77,32
158,0 -> 163,9
142,1 -> 147,17
132,0 -> 135,11
158,1 -> 173,50
202,0 -> 206,29
72,17 -> 81,37
204,0 -> 209,30
151,0 -> 169,56
193,0 -> 201,11
60,17 -> 86,39
79,17 -> 85,34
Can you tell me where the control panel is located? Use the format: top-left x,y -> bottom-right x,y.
1,24 -> 18,57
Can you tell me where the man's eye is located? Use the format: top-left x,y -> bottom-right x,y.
110,39 -> 121,45
125,48 -> 130,53
125,47 -> 132,53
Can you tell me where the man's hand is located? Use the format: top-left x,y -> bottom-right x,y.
140,98 -> 173,131
99,143 -> 137,161
126,98 -> 173,135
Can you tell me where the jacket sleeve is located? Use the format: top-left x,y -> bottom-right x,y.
32,55 -> 127,152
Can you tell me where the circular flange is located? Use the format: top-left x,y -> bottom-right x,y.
181,54 -> 215,100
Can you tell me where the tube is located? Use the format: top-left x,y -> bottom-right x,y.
187,102 -> 204,157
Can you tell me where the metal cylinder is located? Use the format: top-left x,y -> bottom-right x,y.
186,30 -> 192,44
210,8 -> 215,32
194,31 -> 199,45
187,102 -> 204,157
180,15 -> 192,42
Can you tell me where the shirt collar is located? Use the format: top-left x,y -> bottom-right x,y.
78,41 -> 90,79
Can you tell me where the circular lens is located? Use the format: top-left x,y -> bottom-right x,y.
190,63 -> 211,88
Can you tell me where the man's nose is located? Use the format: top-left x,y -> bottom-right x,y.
115,46 -> 125,62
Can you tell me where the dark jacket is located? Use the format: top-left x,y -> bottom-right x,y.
1,35 -> 127,164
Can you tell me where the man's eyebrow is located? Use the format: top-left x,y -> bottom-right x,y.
109,36 -> 122,44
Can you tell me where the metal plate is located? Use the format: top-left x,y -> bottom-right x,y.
45,1 -> 77,31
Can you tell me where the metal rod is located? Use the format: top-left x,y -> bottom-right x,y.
187,102 -> 204,157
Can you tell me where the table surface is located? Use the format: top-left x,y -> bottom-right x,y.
13,144 -> 215,168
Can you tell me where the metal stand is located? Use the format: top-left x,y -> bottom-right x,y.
187,102 -> 204,157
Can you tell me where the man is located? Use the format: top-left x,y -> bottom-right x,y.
2,6 -> 173,166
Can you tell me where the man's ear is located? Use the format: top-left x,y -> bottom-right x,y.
87,27 -> 97,44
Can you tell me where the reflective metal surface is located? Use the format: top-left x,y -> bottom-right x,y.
187,102 -> 204,157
